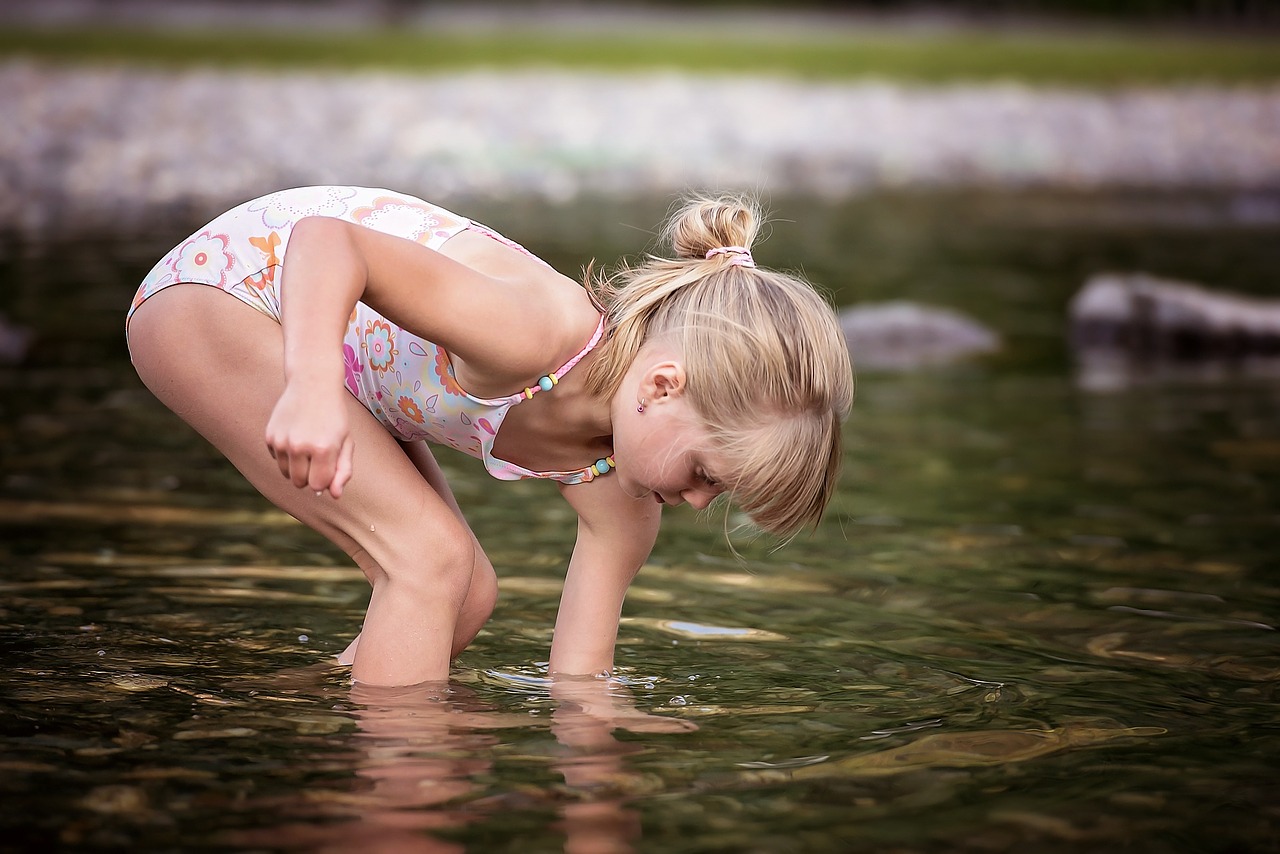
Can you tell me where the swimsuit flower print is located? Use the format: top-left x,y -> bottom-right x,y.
133,270 -> 173,310
342,344 -> 363,397
384,374 -> 436,426
432,349 -> 467,397
245,232 -> 283,290
351,196 -> 464,244
362,319 -> 398,375
373,372 -> 439,441
396,394 -> 425,424
171,231 -> 234,286
247,186 -> 357,230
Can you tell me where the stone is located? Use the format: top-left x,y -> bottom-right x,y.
839,301 -> 999,370
0,313 -> 33,365
1070,273 -> 1280,359
1069,273 -> 1280,388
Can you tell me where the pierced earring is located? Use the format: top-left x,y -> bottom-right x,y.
637,398 -> 646,413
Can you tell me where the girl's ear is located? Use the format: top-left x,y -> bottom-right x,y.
648,360 -> 687,401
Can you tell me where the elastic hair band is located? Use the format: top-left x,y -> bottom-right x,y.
705,246 -> 756,268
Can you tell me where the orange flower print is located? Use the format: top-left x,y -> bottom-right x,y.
397,395 -> 425,424
248,232 -> 281,266
362,319 -> 398,374
244,265 -> 276,291
432,349 -> 466,396
244,232 -> 282,291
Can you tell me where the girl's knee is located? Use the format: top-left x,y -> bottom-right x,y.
346,523 -> 477,607
471,558 -> 499,620
384,522 -> 477,598
452,558 -> 498,656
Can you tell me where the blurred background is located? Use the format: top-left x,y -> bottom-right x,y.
2,0 -> 1279,233
5,0 -> 1280,28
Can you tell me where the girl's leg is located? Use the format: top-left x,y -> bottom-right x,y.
127,284 -> 498,686
336,437 -> 499,666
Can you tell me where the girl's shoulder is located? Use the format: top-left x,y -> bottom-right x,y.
439,228 -> 598,334
399,229 -> 599,393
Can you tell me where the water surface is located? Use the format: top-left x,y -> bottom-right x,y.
1,189 -> 1278,852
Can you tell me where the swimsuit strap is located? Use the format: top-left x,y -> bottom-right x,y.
511,316 -> 606,403
481,313 -> 618,483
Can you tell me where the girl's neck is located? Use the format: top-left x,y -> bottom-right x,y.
539,347 -> 614,441
490,349 -> 615,473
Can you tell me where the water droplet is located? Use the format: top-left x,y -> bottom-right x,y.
96,649 -> 106,657
298,634 -> 309,643
668,696 -> 688,706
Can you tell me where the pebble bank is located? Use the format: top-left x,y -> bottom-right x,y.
3,59 -> 1279,233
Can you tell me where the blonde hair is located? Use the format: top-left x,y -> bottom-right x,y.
583,193 -> 855,536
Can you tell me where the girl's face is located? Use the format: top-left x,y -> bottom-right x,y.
611,351 -> 729,510
620,397 -> 727,509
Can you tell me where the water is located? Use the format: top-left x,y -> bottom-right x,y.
2,190 -> 1278,852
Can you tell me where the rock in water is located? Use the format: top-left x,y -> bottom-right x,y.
1069,273 -> 1280,389
1071,273 -> 1280,359
0,313 -> 33,365
839,301 -> 999,371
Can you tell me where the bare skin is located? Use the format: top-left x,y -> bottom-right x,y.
128,285 -> 498,680
128,218 -> 725,687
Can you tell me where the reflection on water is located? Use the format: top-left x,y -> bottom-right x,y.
1,190 -> 1278,851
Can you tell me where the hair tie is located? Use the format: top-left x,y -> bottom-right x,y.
705,246 -> 756,268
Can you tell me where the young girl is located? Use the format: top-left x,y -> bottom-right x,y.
126,186 -> 853,687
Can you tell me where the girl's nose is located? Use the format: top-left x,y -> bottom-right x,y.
683,489 -> 714,511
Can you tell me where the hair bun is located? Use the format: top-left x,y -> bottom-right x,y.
663,194 -> 761,262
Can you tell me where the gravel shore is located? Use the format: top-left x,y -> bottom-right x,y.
3,59 -> 1279,233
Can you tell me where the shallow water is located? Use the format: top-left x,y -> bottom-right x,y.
2,190 -> 1279,852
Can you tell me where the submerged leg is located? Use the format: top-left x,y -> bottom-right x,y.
127,284 -> 498,685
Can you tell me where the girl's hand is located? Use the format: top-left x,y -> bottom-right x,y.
264,380 -> 355,498
551,676 -> 699,739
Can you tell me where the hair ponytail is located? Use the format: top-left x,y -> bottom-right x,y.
664,193 -> 761,262
582,194 -> 765,397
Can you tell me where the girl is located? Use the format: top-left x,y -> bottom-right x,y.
126,186 -> 853,687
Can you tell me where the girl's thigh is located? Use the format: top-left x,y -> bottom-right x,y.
126,284 -> 480,587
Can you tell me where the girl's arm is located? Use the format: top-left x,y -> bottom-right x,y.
266,216 -> 575,496
282,216 -> 570,374
551,476 -> 662,675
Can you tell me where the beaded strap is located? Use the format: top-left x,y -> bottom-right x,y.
518,317 -> 606,401
583,455 -> 616,481
510,316 -> 616,481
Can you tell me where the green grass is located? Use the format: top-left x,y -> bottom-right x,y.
1,25 -> 1278,85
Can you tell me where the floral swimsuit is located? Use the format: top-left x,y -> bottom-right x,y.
127,186 -> 612,485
